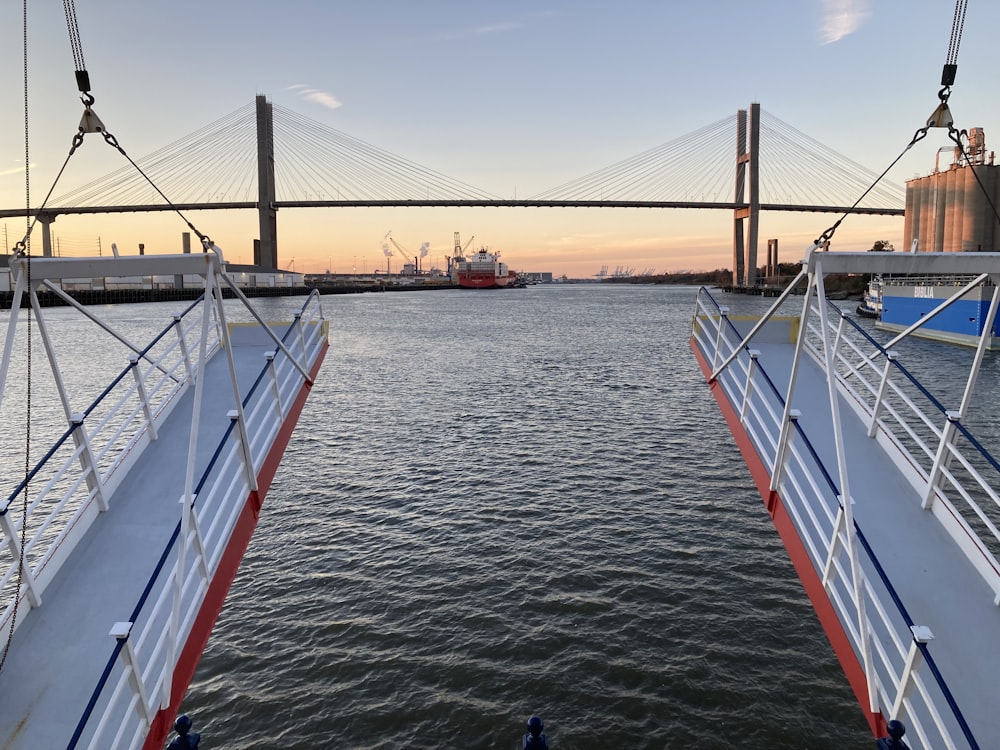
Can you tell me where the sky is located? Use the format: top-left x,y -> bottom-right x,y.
1,1 -> 999,278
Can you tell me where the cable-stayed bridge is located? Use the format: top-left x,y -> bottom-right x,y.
5,97 -> 904,286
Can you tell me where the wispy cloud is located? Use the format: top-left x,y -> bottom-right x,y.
471,22 -> 521,35
439,11 -> 558,41
820,0 -> 871,44
0,163 -> 34,177
287,84 -> 343,110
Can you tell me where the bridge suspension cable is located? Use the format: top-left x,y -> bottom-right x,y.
49,102 -> 500,208
40,101 -> 909,214
531,109 -> 904,210
50,104 -> 258,207
271,105 -> 498,201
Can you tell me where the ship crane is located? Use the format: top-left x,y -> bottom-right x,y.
449,233 -> 475,277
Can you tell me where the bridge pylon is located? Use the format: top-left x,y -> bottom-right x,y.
255,94 -> 278,270
732,103 -> 760,288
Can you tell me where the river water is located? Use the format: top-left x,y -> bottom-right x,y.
4,283 -> 958,749
176,284 -> 877,750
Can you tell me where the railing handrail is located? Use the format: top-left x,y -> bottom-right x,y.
692,285 -> 981,747
67,290 -> 325,748
1,423 -> 81,514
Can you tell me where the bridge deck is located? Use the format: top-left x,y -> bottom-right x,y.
0,327 -> 285,749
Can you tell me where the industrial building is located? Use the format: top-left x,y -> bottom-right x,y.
903,127 -> 1000,252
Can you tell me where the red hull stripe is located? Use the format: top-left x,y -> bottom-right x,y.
691,339 -> 885,738
142,340 -> 328,750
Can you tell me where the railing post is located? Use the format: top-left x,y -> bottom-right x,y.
832,309 -> 848,363
923,411 -> 960,510
70,414 -> 109,512
173,314 -> 193,382
181,494 -> 210,582
0,513 -> 42,608
110,621 -> 155,726
890,626 -> 934,720
868,351 -> 897,438
294,312 -> 306,359
740,349 -> 760,423
129,356 -> 158,441
712,306 -> 730,371
823,495 -> 854,588
770,409 -> 800,491
266,351 -> 284,420
230,410 -> 258,490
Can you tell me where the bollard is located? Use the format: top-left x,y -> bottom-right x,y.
875,719 -> 909,750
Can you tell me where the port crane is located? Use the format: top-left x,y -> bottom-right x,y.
388,236 -> 420,272
448,232 -> 475,277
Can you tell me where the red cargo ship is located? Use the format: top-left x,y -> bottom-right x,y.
454,248 -> 517,288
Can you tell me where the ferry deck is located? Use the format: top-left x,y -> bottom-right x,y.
0,252 -> 327,750
691,249 -> 1000,750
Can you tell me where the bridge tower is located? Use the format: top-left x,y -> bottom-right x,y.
732,103 -> 760,287
255,94 -> 278,270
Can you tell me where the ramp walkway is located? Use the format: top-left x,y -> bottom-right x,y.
0,251 -> 328,750
691,249 -> 1000,750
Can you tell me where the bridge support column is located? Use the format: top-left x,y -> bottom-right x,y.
746,103 -> 761,287
256,95 -> 278,270
733,104 -> 761,288
733,109 -> 747,287
38,213 -> 56,257
175,232 -> 191,289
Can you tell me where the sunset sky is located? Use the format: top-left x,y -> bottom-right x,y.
1,1 -> 999,277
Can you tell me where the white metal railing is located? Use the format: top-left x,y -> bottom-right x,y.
69,290 -> 326,750
691,285 -> 982,749
800,296 -> 1000,602
0,296 -> 219,648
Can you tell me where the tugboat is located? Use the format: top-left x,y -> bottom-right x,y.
856,275 -> 882,318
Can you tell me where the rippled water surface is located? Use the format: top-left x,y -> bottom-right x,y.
169,284 -> 878,750
2,285 -> 888,748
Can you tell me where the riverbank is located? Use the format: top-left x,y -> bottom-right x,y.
0,281 -> 461,309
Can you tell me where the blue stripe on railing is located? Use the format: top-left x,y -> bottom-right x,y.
240,317 -> 300,408
695,286 -> 980,747
67,519 -> 184,750
836,303 -> 948,417
790,420 -> 841,498
79,295 -> 206,421
135,295 -> 205,359
65,637 -> 129,750
193,420 -> 239,497
953,421 -> 1000,477
2,423 -> 81,514
839,299 -> 1000,486
81,360 -> 139,420
854,526 -> 980,749
67,293 -> 322,748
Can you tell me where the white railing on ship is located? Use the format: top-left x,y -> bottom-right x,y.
0,297 -> 219,646
691,287 -> 983,750
799,295 -> 1000,600
68,291 -> 326,750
